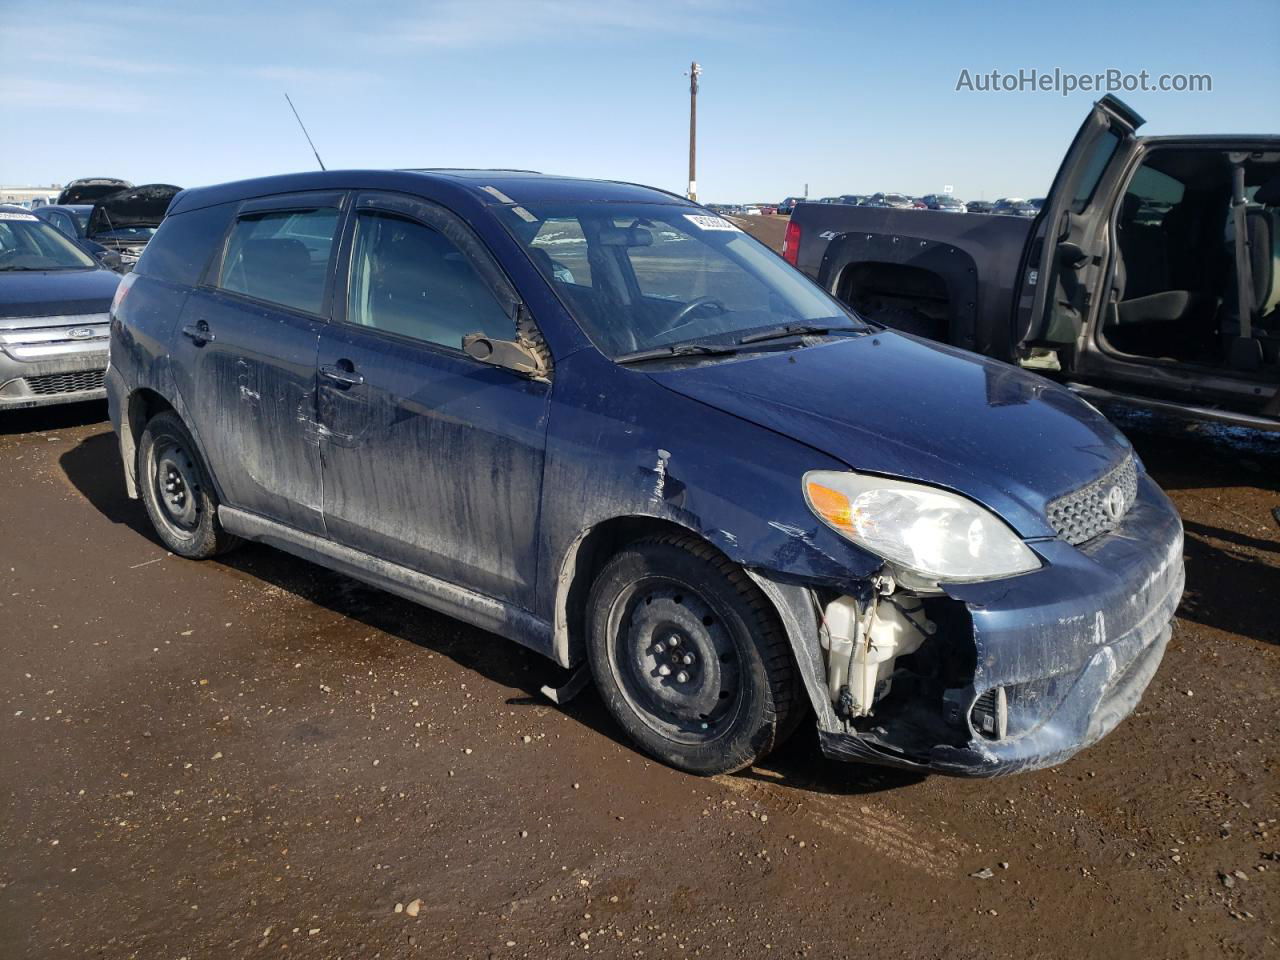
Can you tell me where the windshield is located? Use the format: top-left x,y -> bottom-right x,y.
95,224 -> 158,240
0,213 -> 96,271
498,201 -> 861,357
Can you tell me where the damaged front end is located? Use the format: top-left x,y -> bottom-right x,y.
752,470 -> 1184,777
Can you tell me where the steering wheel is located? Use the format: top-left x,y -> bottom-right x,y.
667,295 -> 727,331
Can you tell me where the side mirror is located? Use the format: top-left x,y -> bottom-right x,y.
463,333 -> 548,378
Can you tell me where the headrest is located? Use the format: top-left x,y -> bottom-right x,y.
1255,175 -> 1280,206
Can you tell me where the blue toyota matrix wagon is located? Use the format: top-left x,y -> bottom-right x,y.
107,169 -> 1184,776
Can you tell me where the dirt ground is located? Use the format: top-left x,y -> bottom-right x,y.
1,255 -> 1277,959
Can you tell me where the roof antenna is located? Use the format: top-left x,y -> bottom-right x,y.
284,92 -> 326,171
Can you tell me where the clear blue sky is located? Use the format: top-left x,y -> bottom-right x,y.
3,0 -> 1277,203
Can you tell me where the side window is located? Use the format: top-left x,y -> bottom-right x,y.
216,206 -> 340,314
1122,165 -> 1185,228
346,210 -> 515,349
1069,128 -> 1121,213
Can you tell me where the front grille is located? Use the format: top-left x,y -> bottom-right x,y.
1046,453 -> 1138,545
24,370 -> 106,396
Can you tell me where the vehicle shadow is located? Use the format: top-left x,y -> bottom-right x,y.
58,430 -> 155,540
1178,524 -> 1280,646
1,399 -> 108,435
57,426 -> 916,794
1113,407 -> 1280,495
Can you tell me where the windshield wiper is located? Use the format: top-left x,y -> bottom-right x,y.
614,342 -> 742,364
737,323 -> 860,345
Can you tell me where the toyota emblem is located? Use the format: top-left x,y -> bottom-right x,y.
1103,485 -> 1126,521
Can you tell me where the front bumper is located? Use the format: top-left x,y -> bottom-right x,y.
788,472 -> 1184,777
0,315 -> 110,409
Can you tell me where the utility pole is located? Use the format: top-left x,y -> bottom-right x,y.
686,61 -> 701,201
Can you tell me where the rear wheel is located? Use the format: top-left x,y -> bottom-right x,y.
586,534 -> 800,775
137,411 -> 239,559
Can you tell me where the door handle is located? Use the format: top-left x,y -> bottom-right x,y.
180,321 -> 214,344
320,361 -> 365,387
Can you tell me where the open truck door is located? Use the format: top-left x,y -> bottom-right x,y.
1015,96 -> 1143,357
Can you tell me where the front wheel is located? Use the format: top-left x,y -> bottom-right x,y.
137,410 -> 240,559
586,534 -> 801,775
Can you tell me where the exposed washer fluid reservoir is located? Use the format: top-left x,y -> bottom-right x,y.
822,593 -> 934,716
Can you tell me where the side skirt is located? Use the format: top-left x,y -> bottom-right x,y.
219,506 -> 556,660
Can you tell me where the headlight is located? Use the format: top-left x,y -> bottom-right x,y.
804,470 -> 1040,584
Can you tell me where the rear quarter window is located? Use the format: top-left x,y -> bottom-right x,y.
133,203 -> 235,287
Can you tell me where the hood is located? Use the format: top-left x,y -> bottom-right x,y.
648,332 -> 1132,538
0,268 -> 121,319
86,184 -> 181,238
57,179 -> 133,206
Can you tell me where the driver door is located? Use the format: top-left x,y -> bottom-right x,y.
1014,95 -> 1143,358
316,191 -> 551,610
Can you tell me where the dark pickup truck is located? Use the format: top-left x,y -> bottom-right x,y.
785,96 -> 1280,431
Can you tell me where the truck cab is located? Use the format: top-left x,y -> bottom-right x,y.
1016,97 -> 1279,429
789,96 -> 1280,431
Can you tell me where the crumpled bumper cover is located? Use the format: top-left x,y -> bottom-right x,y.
818,472 -> 1185,777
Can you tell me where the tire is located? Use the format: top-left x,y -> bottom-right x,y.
137,410 -> 240,559
586,533 -> 801,775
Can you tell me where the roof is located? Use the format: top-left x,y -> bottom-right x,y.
168,168 -> 691,217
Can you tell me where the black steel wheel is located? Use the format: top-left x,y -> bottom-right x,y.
137,410 -> 239,559
586,533 -> 801,775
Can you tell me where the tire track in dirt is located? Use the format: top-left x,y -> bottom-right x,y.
715,773 -> 968,878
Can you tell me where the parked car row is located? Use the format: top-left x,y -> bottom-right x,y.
780,194 -> 1046,216
705,203 -> 776,216
0,175 -> 179,410
733,194 -> 1035,216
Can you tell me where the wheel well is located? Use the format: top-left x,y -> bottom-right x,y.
555,516 -> 719,667
836,261 -> 952,341
120,388 -> 174,498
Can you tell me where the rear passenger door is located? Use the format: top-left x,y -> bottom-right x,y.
316,191 -> 550,610
171,191 -> 346,533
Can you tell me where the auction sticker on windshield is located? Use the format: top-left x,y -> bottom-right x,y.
0,212 -> 39,221
683,214 -> 742,232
